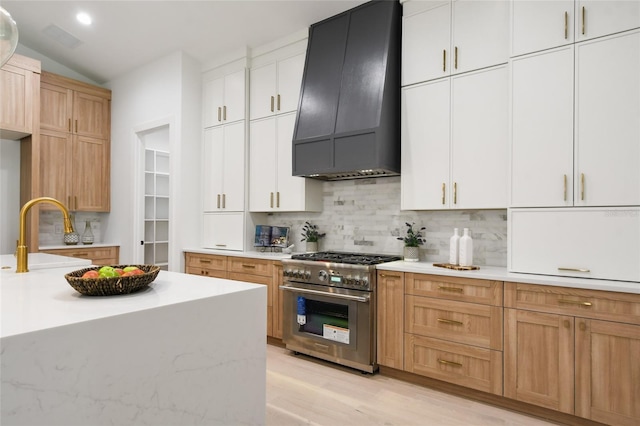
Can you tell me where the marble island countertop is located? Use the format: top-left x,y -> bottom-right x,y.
1,261 -> 267,425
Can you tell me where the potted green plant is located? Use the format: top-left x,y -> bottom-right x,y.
301,221 -> 325,252
397,222 -> 426,261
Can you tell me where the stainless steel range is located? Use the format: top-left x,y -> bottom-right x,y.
280,251 -> 401,373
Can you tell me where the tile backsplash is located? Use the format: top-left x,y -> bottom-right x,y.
264,176 -> 507,266
39,211 -> 104,247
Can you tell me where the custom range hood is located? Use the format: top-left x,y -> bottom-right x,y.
292,0 -> 401,180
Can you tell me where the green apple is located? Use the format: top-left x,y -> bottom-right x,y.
123,266 -> 139,272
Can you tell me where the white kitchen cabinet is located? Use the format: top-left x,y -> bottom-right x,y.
203,69 -> 245,127
401,65 -> 508,210
249,112 -> 322,212
202,121 -> 245,212
402,0 -> 508,86
510,46 -> 575,207
511,30 -> 639,208
249,53 -> 305,120
575,29 -> 640,206
511,1 -> 575,57
202,212 -> 244,251
575,0 -> 640,43
508,208 -> 640,282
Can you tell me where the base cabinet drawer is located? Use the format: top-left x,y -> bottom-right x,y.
404,334 -> 503,395
185,266 -> 228,279
186,253 -> 227,272
40,246 -> 119,265
405,295 -> 503,350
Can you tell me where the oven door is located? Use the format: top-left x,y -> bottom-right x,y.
279,281 -> 376,373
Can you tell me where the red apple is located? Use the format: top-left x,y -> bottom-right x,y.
82,270 -> 99,278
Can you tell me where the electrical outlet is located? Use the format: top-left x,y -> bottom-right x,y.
54,224 -> 63,234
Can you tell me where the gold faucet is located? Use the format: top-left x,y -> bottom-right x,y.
16,197 -> 74,273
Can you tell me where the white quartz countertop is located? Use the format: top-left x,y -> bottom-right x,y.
184,247 -> 293,260
377,261 -> 640,294
1,266 -> 263,338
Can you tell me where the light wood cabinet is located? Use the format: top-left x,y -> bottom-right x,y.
401,0 -> 508,86
249,113 -> 322,212
0,54 -> 39,139
401,65 -> 508,210
203,121 -> 245,212
40,246 -> 119,266
37,72 -> 111,212
203,69 -> 245,127
250,53 -> 305,120
184,252 -> 283,338
504,282 -> 640,424
377,270 -> 404,369
403,272 -> 503,395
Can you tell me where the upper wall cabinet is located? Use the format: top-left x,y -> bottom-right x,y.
40,72 -> 110,140
511,0 -> 640,57
402,0 -> 508,86
402,65 -> 508,210
0,54 -> 40,139
511,30 -> 640,207
203,69 -> 245,128
250,53 -> 305,120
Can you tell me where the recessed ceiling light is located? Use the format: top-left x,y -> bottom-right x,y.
76,12 -> 92,26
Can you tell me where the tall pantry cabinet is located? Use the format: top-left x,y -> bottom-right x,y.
201,67 -> 247,251
38,72 -> 111,212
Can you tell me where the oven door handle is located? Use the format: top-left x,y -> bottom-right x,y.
279,285 -> 370,303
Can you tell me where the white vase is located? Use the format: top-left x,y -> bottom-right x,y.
404,246 -> 419,262
459,228 -> 474,267
449,228 -> 460,265
306,241 -> 318,253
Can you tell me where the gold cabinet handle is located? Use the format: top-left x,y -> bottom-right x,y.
215,244 -> 226,247
582,6 -> 585,35
242,264 -> 256,269
199,259 -> 212,264
75,120 -> 78,133
217,107 -> 221,122
277,94 -> 281,111
438,358 -> 462,368
580,173 -> 585,201
437,318 -> 463,326
223,105 -> 227,121
438,285 -> 463,293
70,252 -> 89,257
68,118 -> 72,132
222,193 -> 226,208
454,46 -> 458,69
276,191 -> 280,208
217,194 -> 221,209
441,183 -> 446,205
563,174 -> 567,201
379,273 -> 401,279
564,11 -> 568,39
558,299 -> 592,307
558,267 -> 591,273
443,49 -> 446,72
453,182 -> 457,204
74,196 -> 78,210
270,96 -> 274,112
270,192 -> 274,208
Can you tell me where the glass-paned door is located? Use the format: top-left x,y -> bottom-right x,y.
144,148 -> 170,270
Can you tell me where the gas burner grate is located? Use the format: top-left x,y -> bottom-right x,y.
291,251 -> 401,265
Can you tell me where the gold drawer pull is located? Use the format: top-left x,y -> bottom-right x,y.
379,274 -> 401,279
438,358 -> 462,368
242,264 -> 256,269
438,286 -> 463,293
558,267 -> 590,273
437,318 -> 463,326
558,299 -> 592,307
215,244 -> 226,247
71,252 -> 89,257
199,259 -> 212,264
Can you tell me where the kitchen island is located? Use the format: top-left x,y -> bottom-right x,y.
1,264 -> 267,425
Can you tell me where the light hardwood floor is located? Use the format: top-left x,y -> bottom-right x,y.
266,344 -> 555,426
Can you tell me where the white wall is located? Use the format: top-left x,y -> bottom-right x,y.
106,51 -> 201,271
15,44 -> 103,86
0,139 -> 21,254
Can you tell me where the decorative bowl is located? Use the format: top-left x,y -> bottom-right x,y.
64,264 -> 160,296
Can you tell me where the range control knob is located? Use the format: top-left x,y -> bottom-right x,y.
283,269 -> 291,277
361,277 -> 369,287
304,270 -> 311,280
318,270 -> 328,282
